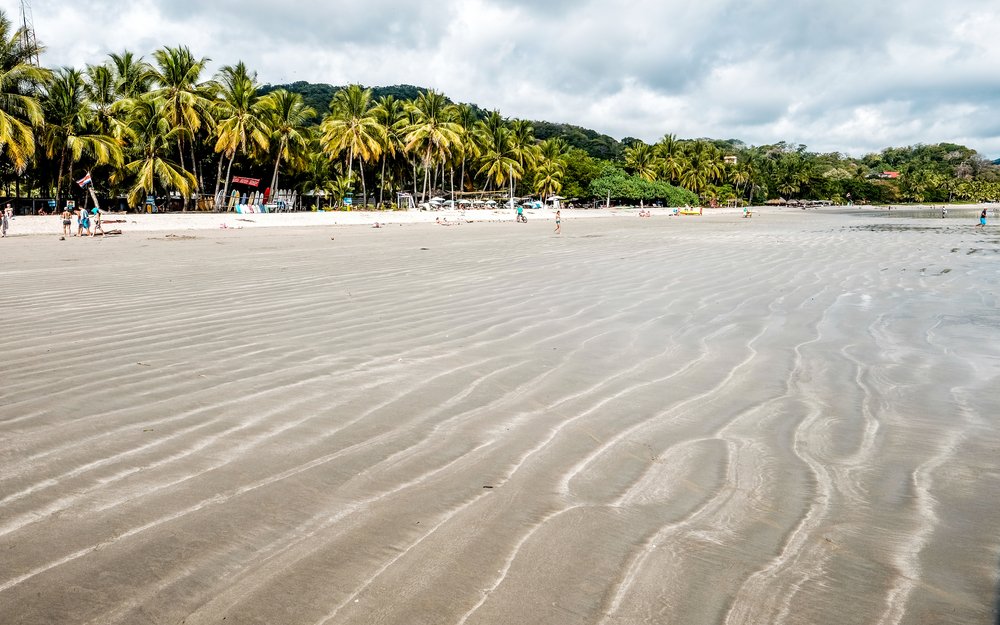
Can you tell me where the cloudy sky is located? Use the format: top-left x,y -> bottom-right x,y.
13,0 -> 1000,157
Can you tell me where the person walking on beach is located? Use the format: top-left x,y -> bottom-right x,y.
61,207 -> 72,236
976,208 -> 987,230
516,204 -> 525,223
76,207 -> 91,237
554,210 -> 561,234
1,204 -> 10,237
91,207 -> 103,235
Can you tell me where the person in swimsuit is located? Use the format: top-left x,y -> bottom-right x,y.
977,208 -> 987,229
91,207 -> 103,235
554,210 -> 561,234
61,208 -> 72,235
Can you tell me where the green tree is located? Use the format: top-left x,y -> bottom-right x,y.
42,68 -> 122,204
475,122 -> 521,192
0,10 -> 48,174
150,45 -> 212,196
373,94 -> 408,207
533,159 -> 564,199
320,84 -> 385,208
452,102 -> 480,192
404,90 -> 460,201
261,89 -> 314,196
212,61 -> 269,208
114,95 -> 197,207
624,141 -> 657,181
109,51 -> 154,99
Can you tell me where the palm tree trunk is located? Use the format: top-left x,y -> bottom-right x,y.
176,138 -> 188,211
190,141 -> 201,208
55,147 -> 67,207
360,160 -> 367,209
213,154 -> 225,210
379,155 -> 386,209
222,152 -> 236,212
347,152 -> 354,208
270,139 -> 285,198
192,142 -> 200,187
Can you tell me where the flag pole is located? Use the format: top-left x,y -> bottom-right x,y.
78,172 -> 101,210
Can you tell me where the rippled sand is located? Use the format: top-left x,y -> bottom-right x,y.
2,213 -> 998,625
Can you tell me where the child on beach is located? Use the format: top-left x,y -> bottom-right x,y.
554,210 -> 561,234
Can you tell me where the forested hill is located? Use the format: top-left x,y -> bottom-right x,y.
259,81 -> 623,160
258,82 -> 427,115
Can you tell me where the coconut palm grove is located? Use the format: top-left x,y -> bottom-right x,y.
1,12 -> 998,212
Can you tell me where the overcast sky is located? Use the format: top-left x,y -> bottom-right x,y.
13,0 -> 1000,158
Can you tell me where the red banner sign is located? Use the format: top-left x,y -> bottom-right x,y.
231,176 -> 260,187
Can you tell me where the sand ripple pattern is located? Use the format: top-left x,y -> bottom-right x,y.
1,215 -> 999,625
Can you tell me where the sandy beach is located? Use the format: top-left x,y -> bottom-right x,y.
0,205 -> 735,236
1,210 -> 998,624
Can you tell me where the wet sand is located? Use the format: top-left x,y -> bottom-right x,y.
1,212 -> 998,624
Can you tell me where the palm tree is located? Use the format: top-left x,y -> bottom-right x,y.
82,63 -> 128,142
534,137 -> 569,201
729,161 -> 751,204
212,61 -> 268,209
0,10 -> 48,175
476,123 -> 521,191
508,119 -> 538,174
655,133 -> 682,183
373,94 -> 407,208
150,45 -> 212,201
109,51 -> 154,99
538,137 -> 569,163
319,84 -> 385,208
260,89 -> 314,198
114,95 -> 196,207
533,159 -> 564,199
301,147 -> 336,210
452,103 -> 479,193
404,90 -> 460,202
678,141 -> 722,197
42,68 -> 122,204
624,141 -> 657,181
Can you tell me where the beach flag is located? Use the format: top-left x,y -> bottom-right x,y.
76,172 -> 92,188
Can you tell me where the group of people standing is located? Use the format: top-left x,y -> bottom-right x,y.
0,202 -> 105,238
61,205 -> 104,237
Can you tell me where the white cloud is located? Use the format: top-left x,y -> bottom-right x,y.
12,0 -> 1000,157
